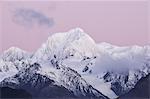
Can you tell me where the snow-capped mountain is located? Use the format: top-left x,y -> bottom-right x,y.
0,28 -> 149,99
0,47 -> 31,62
34,28 -> 98,63
0,47 -> 32,82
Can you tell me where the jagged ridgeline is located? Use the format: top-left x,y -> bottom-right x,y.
0,28 -> 150,99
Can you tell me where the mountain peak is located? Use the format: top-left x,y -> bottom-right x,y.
1,47 -> 30,62
68,28 -> 88,39
48,28 -> 87,41
34,28 -> 98,61
69,27 -> 84,34
2,47 -> 27,57
5,47 -> 24,53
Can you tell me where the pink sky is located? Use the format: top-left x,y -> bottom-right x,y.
0,1 -> 149,53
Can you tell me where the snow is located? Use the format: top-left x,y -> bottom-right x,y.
96,43 -> 150,73
83,74 -> 118,99
38,63 -> 58,81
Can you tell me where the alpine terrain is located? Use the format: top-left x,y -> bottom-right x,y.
0,28 -> 149,99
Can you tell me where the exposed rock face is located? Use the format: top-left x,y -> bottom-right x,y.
118,74 -> 150,99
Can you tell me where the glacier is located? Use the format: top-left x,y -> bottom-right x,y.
0,28 -> 149,99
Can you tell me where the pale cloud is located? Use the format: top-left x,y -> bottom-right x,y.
12,8 -> 54,28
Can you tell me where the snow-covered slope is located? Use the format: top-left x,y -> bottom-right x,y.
0,61 -> 108,98
0,60 -> 18,82
0,28 -> 149,99
81,43 -> 150,98
0,47 -> 33,82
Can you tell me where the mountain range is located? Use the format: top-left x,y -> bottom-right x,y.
0,28 -> 149,99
